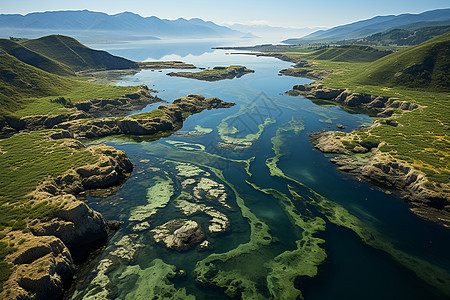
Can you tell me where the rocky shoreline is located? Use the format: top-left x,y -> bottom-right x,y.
287,83 -> 449,227
2,142 -> 134,300
55,94 -> 234,139
0,85 -> 162,138
167,66 -> 254,81
309,130 -> 450,227
0,93 -> 235,299
287,82 -> 421,116
0,91 -> 234,140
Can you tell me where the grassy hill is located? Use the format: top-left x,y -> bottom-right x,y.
340,25 -> 450,46
306,45 -> 392,62
0,53 -> 73,116
350,32 -> 450,92
0,39 -> 74,76
0,53 -> 137,118
265,31 -> 449,189
21,35 -> 138,72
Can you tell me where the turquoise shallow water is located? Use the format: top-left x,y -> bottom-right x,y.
72,40 -> 450,299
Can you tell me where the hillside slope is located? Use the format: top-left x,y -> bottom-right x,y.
283,8 -> 450,43
0,53 -> 74,115
339,25 -> 450,46
21,35 -> 138,72
307,45 -> 392,62
351,32 -> 450,91
0,39 -> 73,76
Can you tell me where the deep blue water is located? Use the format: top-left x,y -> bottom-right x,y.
72,39 -> 450,300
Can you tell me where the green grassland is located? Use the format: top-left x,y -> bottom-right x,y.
195,65 -> 248,74
0,53 -> 138,118
270,33 -> 450,188
129,109 -> 165,119
0,39 -> 74,76
0,131 -> 100,290
0,131 -> 98,230
20,35 -> 138,72
306,45 -> 393,62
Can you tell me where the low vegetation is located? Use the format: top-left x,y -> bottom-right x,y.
0,132 -> 98,229
0,53 -> 138,118
20,35 -> 138,72
129,109 -> 165,119
0,39 -> 74,76
305,45 -> 393,62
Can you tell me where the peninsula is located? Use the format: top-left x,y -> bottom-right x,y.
167,65 -> 255,81
247,33 -> 450,227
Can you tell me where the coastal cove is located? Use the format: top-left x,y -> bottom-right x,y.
67,40 -> 450,299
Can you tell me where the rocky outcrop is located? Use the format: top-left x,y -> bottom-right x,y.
167,66 -> 254,81
28,198 -> 108,257
279,68 -> 330,80
0,86 -> 161,138
3,233 -> 73,300
0,111 -> 90,138
176,200 -> 230,234
287,82 -> 421,116
150,219 -> 205,251
1,143 -> 134,300
55,94 -> 235,139
0,94 -> 234,298
73,85 -> 162,118
309,130 -> 450,228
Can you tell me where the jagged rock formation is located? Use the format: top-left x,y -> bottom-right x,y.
287,82 -> 421,116
309,130 -> 450,228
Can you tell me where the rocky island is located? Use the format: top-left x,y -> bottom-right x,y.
167,65 -> 255,81
138,61 -> 196,69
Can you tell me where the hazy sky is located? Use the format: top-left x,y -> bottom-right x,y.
1,0 -> 449,28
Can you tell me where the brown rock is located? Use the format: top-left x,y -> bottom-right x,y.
150,219 -> 205,251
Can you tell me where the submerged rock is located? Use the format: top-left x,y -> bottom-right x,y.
150,219 -> 205,251
176,200 -> 230,234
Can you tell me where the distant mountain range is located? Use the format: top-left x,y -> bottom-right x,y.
336,25 -> 450,46
228,24 -> 326,42
0,10 -> 247,42
283,8 -> 450,44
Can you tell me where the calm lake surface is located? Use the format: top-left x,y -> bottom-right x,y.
72,39 -> 450,299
